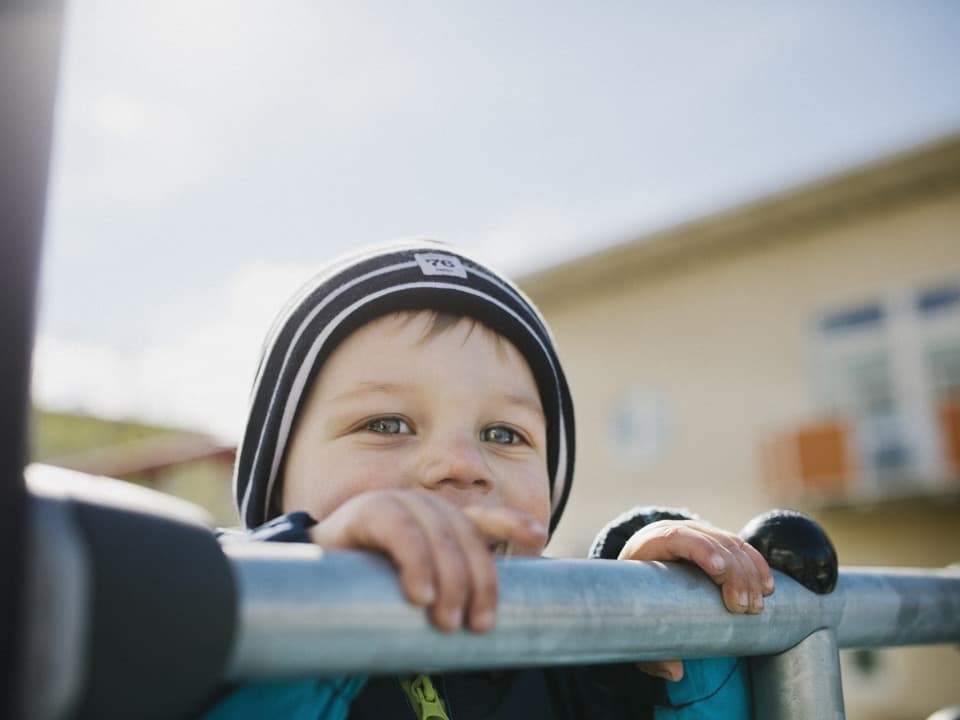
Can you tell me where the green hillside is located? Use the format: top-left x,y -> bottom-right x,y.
30,407 -> 186,462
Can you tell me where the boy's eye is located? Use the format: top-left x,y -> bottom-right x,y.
481,426 -> 522,445
365,417 -> 411,434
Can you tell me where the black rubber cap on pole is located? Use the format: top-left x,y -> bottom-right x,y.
70,499 -> 237,720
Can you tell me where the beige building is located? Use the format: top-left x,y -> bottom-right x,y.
522,133 -> 960,719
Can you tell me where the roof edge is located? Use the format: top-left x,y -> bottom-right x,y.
519,131 -> 960,303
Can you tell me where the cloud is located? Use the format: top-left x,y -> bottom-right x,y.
32,263 -> 316,441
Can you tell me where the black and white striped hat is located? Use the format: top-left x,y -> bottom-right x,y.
233,240 -> 575,534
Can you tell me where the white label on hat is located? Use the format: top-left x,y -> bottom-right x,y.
414,252 -> 468,279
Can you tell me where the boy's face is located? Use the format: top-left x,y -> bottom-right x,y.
281,311 -> 551,555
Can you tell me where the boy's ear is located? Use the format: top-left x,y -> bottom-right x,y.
588,506 -> 699,560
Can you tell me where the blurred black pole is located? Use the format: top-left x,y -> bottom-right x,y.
0,0 -> 65,715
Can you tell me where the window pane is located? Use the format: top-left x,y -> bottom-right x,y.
820,304 -> 884,333
916,284 -> 960,315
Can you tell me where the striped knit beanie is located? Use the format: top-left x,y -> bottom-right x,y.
233,240 -> 575,535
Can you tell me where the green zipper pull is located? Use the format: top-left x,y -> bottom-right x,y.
401,674 -> 450,720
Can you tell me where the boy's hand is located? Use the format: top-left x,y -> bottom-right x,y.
308,489 -> 548,634
618,519 -> 775,683
618,519 -> 775,613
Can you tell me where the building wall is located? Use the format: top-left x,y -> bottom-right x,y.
528,184 -> 960,719
536,188 -> 960,553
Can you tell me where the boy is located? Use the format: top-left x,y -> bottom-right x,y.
211,241 -> 775,719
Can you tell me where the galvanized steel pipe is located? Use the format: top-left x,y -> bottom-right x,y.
751,628 -> 846,720
223,543 -> 960,679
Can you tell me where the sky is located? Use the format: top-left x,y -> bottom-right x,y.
31,1 -> 960,442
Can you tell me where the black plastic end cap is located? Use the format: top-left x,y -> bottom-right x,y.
71,499 -> 236,720
740,509 -> 839,594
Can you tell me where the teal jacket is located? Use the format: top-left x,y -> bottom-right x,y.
201,658 -> 750,719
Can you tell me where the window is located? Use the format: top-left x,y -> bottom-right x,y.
811,279 -> 960,497
815,300 -> 910,485
917,282 -> 960,396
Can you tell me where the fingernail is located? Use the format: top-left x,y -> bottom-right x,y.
738,592 -> 749,608
711,554 -> 725,573
528,519 -> 547,536
473,609 -> 495,632
415,583 -> 435,605
442,607 -> 463,630
764,576 -> 775,592
754,595 -> 764,611
659,666 -> 682,682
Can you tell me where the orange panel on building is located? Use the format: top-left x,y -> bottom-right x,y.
795,419 -> 852,492
938,395 -> 960,476
763,418 -> 854,497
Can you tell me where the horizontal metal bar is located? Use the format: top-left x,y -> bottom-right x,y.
223,543 -> 960,679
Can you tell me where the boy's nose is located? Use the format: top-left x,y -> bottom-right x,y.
419,433 -> 493,501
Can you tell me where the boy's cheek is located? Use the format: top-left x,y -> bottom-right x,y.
505,471 -> 551,528
302,464 -> 414,518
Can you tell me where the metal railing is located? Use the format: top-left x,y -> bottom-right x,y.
18,469 -> 960,719
225,542 -> 960,719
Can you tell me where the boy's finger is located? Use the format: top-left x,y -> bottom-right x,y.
419,495 -> 502,634
636,659 -> 685,682
733,538 -> 767,613
741,541 -> 776,596
617,522 -> 759,615
397,493 -> 471,633
673,532 -> 755,614
351,497 -> 441,608
711,533 -> 771,614
461,505 -> 548,556
715,551 -> 753,614
313,493 -> 438,608
618,522 -> 718,568
455,523 -> 500,634
706,538 -> 759,614
386,528 -> 441,607
685,531 -> 763,614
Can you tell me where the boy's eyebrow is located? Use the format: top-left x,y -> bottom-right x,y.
497,392 -> 546,420
329,381 -> 408,402
329,383 -> 544,418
